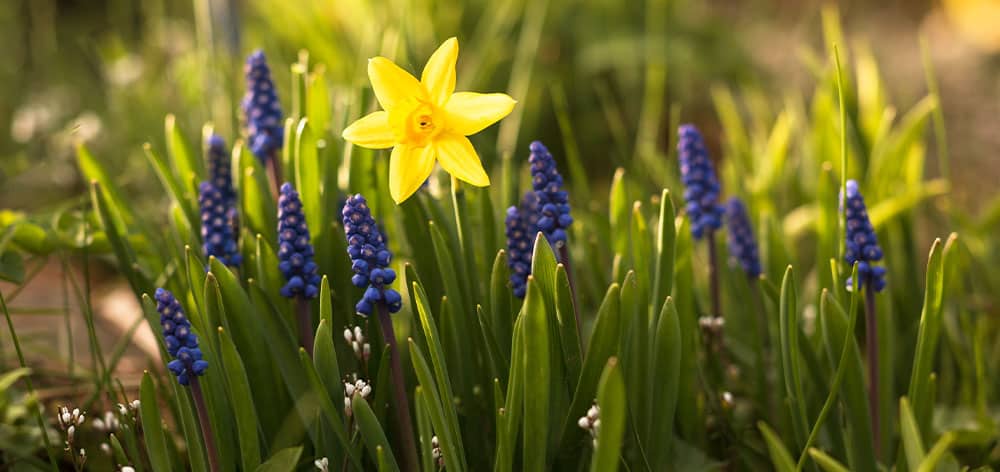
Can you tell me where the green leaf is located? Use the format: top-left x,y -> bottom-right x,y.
590,358 -> 625,472
77,143 -> 136,225
522,277 -> 551,472
651,189 -> 676,313
165,114 -> 203,200
759,422 -> 796,472
352,395 -> 400,472
313,319 -> 344,407
489,250 -> 514,362
899,397 -> 925,470
808,449 -> 850,472
609,168 -> 629,256
233,142 -> 277,245
529,232 -> 558,304
557,283 -> 620,465
0,250 -> 25,284
255,446 -> 303,472
778,266 -> 808,449
907,235 -> 954,440
145,142 -> 197,228
415,387 -> 436,472
819,291 -> 877,472
410,282 -> 466,467
630,201 -> 652,306
496,316 -> 525,472
90,181 -> 151,297
649,297 -> 681,470
409,341 -> 466,472
297,347 -> 359,466
140,372 -> 172,472
916,433 -> 957,472
554,264 -> 582,383
217,327 -> 262,471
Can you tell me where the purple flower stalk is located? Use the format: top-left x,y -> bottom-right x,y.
677,125 -> 724,240
206,134 -> 235,206
277,183 -> 321,299
242,50 -> 284,163
724,198 -> 761,277
199,182 -> 242,268
504,191 -> 539,298
341,194 -> 402,315
528,141 -> 573,245
843,180 -> 887,292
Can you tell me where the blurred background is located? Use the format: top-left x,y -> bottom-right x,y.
2,0 -> 998,213
0,0 -> 998,457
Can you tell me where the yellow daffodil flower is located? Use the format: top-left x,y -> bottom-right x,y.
342,37 -> 517,203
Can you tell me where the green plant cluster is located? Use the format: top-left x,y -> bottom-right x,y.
3,6 -> 1000,472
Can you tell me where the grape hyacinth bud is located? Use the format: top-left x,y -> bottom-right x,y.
343,377 -> 372,417
155,288 -> 208,385
342,194 -> 402,316
577,403 -> 601,447
843,180 -> 886,292
528,141 -> 573,245
724,198 -> 762,277
206,134 -> 235,205
199,182 -> 242,268
242,50 -> 283,162
505,191 -> 539,298
677,125 -> 724,239
277,183 -> 321,298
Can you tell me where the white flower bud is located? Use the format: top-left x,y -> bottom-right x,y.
100,443 -> 112,455
345,383 -> 355,396
360,385 -> 371,398
122,467 -> 136,472
61,412 -> 72,426
354,326 -> 363,341
67,425 -> 75,441
577,416 -> 590,429
130,400 -> 140,410
344,328 -> 353,343
363,344 -> 371,360
314,457 -> 329,471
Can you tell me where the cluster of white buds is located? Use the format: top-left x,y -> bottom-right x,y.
93,411 -> 120,433
431,435 -> 444,468
56,405 -> 87,465
698,316 -> 725,333
121,466 -> 136,472
343,325 -> 371,362
314,457 -> 329,471
577,403 -> 601,447
343,377 -> 372,417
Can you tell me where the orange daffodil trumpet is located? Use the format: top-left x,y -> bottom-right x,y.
342,37 -> 517,203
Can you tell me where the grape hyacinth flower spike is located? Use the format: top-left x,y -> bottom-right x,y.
199,182 -> 242,269
341,193 -> 418,470
342,194 -> 402,316
277,183 -> 321,352
155,288 -> 219,471
505,192 -> 539,298
677,124 -> 725,319
842,179 -> 886,457
724,198 -> 761,278
242,50 -> 284,193
843,180 -> 886,292
206,134 -> 235,206
528,141 -> 573,247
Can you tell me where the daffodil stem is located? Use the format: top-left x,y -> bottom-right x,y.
296,297 -> 314,356
864,282 -> 881,460
190,377 -> 221,472
376,302 -> 419,472
557,244 -> 583,350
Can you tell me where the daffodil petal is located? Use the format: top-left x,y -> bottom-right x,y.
435,133 -> 490,187
368,57 -> 425,110
445,92 -> 517,136
421,37 -> 458,106
389,144 -> 436,203
342,111 -> 395,149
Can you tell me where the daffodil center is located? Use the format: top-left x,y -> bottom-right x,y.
389,97 -> 443,146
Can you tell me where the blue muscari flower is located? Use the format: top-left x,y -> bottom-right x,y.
505,191 -> 539,298
342,194 -> 402,316
199,182 -> 242,268
155,288 -> 207,386
677,124 -> 724,239
528,141 -> 573,244
843,180 -> 886,292
206,134 -> 235,206
242,50 -> 284,162
277,183 -> 321,298
724,198 -> 762,277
